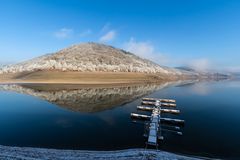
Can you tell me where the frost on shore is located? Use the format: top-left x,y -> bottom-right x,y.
0,145 -> 202,160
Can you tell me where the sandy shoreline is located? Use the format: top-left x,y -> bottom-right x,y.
0,71 -> 182,85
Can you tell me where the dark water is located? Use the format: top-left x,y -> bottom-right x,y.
0,80 -> 239,159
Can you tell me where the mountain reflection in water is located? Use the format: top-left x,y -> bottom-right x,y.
0,81 -> 195,113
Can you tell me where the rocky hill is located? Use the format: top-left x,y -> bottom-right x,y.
0,43 -> 194,76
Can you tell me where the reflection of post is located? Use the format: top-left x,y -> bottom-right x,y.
131,98 -> 185,149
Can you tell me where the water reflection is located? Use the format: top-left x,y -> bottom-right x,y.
0,80 -> 239,159
0,81 -> 195,113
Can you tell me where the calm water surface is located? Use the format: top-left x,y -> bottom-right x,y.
0,80 -> 239,159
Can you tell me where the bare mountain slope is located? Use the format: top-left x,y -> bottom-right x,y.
0,43 -> 194,76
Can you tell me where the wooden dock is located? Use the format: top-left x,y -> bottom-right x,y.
131,97 -> 184,148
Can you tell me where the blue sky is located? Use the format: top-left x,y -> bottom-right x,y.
0,0 -> 240,71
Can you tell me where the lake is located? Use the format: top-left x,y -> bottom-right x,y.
0,80 -> 239,159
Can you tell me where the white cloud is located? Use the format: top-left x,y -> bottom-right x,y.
223,66 -> 240,73
100,23 -> 111,33
79,29 -> 92,37
123,38 -> 168,65
187,58 -> 212,72
180,58 -> 239,72
54,28 -> 73,39
99,30 -> 116,42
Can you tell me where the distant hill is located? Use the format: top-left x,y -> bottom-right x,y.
175,66 -> 196,72
0,43 -> 194,77
175,66 -> 230,80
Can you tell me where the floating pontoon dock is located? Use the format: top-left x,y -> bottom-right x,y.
131,97 -> 184,148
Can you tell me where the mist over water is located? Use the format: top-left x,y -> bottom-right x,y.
0,80 -> 239,159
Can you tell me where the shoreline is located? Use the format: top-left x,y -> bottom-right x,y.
0,145 -> 204,160
0,71 -> 186,85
